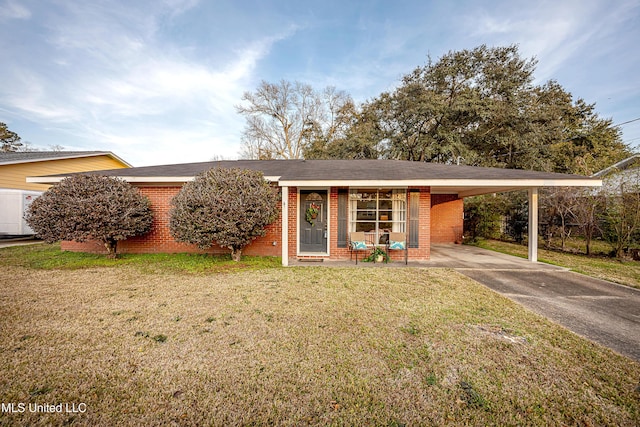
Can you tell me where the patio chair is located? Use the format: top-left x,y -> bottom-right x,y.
349,232 -> 371,265
385,232 -> 408,265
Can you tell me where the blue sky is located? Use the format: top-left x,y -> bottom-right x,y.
1,0 -> 638,166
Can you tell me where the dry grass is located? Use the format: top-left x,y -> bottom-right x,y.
1,265 -> 639,426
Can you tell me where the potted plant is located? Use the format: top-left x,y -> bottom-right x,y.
363,247 -> 389,263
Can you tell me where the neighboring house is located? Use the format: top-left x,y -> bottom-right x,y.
592,154 -> 640,259
593,154 -> 640,191
29,159 -> 600,265
0,151 -> 131,236
592,154 -> 640,179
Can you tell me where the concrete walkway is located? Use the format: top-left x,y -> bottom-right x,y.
430,244 -> 640,362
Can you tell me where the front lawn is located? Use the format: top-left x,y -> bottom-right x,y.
1,247 -> 638,425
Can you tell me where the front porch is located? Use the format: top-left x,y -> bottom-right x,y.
281,185 -> 434,266
286,243 -> 562,269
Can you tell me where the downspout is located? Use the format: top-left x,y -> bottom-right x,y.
528,187 -> 538,262
281,186 -> 289,266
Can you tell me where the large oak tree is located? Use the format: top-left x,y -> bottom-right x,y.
311,45 -> 629,174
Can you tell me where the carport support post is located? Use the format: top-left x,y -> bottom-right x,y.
281,186 -> 289,266
528,187 -> 538,263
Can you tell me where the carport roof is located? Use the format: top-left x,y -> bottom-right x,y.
28,159 -> 600,197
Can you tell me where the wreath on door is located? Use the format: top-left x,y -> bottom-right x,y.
305,203 -> 320,226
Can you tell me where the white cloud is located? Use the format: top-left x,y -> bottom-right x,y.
0,0 -> 296,164
463,1 -> 637,84
71,122 -> 242,166
161,0 -> 200,17
0,0 -> 31,20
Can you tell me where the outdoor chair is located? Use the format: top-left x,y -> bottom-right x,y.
385,232 -> 408,265
349,232 -> 372,265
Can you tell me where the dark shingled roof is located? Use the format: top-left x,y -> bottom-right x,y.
0,151 -> 128,165
67,159 -> 595,182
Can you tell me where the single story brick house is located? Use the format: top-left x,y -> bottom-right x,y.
29,159 -> 600,265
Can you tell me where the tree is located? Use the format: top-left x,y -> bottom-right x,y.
341,45 -> 629,172
372,45 -> 539,165
358,45 -> 629,245
1,122 -> 23,152
24,175 -> 153,257
304,98 -> 382,159
540,187 -> 576,250
571,187 -> 603,255
236,80 -> 352,159
544,97 -> 629,175
169,168 -> 280,261
464,195 -> 503,240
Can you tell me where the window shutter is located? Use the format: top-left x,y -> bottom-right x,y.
409,190 -> 420,248
337,189 -> 348,248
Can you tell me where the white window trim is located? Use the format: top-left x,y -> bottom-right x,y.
349,188 -> 407,246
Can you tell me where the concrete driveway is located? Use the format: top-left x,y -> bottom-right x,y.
431,244 -> 640,362
0,238 -> 42,249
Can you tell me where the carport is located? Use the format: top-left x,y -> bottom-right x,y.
429,186 -> 583,263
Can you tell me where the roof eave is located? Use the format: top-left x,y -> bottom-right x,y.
277,178 -> 602,188
27,175 -> 601,197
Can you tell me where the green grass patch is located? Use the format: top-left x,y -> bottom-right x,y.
470,238 -> 640,289
0,242 -> 281,274
1,267 -> 638,425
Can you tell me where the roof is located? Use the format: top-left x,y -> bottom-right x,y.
27,159 -> 601,197
0,151 -> 132,167
592,154 -> 640,177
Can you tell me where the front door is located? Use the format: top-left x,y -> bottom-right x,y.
299,190 -> 328,253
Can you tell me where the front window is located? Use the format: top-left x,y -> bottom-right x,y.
349,189 -> 406,245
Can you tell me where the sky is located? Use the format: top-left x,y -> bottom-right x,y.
1,0 -> 639,167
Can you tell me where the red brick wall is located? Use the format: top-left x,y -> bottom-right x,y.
430,194 -> 463,243
61,184 -> 436,261
62,185 -> 282,256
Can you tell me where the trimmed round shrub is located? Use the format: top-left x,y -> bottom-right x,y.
169,167 -> 280,261
25,175 -> 153,257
